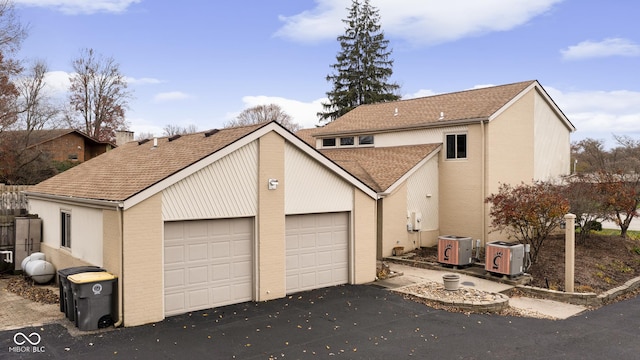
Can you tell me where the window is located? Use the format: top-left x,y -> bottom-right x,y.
61,210 -> 71,248
446,134 -> 467,159
322,138 -> 336,147
340,137 -> 354,146
358,135 -> 374,145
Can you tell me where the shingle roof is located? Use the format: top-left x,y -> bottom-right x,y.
29,123 -> 266,202
319,144 -> 440,192
1,129 -> 113,148
313,80 -> 538,136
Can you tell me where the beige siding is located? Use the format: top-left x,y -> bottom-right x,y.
380,182 -> 409,257
257,132 -> 286,301
28,198 -> 103,267
439,124 -> 484,241
534,91 -> 572,179
284,142 -> 352,214
406,154 -> 439,246
102,209 -> 122,324
162,141 -> 258,220
375,126 -> 467,147
486,90 -> 535,193
122,193 -> 164,326
352,189 -> 376,284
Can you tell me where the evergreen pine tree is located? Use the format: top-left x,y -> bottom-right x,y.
318,0 -> 400,123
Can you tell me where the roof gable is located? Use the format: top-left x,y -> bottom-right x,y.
320,144 -> 440,192
27,122 -> 378,208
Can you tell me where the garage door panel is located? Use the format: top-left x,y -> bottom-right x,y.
286,213 -> 349,294
210,242 -> 230,258
164,218 -> 253,316
188,266 -> 208,285
188,243 -> 209,261
164,245 -> 185,264
164,268 -> 185,289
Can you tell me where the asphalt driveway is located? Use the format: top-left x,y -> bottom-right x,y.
2,284 -> 640,359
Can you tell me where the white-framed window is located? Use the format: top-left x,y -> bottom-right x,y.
61,210 -> 71,248
322,138 -> 336,147
446,133 -> 467,159
358,135 -> 374,146
340,137 -> 355,146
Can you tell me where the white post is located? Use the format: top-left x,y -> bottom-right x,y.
564,213 -> 576,293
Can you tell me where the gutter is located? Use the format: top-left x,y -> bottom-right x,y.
23,191 -> 123,210
313,117 -> 490,138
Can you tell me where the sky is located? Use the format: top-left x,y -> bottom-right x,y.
11,0 -> 640,147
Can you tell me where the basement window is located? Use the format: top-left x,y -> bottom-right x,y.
446,134 -> 467,159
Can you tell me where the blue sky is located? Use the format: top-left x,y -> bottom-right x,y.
13,0 -> 640,146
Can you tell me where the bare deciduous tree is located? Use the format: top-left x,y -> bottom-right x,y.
162,124 -> 198,136
16,60 -> 61,131
68,48 -> 132,142
225,104 -> 301,132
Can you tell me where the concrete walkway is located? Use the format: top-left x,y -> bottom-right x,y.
376,263 -> 588,320
0,277 -> 64,331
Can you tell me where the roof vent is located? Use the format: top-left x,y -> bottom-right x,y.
394,108 -> 398,116
204,129 -> 219,137
168,134 -> 181,142
138,138 -> 150,145
439,112 -> 445,120
153,137 -> 158,147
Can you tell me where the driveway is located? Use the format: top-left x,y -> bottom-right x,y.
2,284 -> 640,359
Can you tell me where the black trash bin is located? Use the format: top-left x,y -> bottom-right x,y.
58,266 -> 103,321
68,272 -> 117,331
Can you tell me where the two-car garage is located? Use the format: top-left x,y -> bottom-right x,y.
163,212 -> 350,317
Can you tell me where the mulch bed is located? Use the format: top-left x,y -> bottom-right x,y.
4,275 -> 59,304
410,234 -> 640,294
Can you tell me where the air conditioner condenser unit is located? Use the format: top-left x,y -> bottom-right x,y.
438,235 -> 473,266
485,241 -> 525,276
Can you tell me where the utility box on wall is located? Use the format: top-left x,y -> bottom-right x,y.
485,241 -> 524,276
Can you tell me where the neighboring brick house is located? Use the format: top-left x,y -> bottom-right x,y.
21,129 -> 114,163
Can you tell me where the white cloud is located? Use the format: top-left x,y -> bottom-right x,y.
42,71 -> 71,97
14,0 -> 140,14
228,95 -> 326,129
561,38 -> 640,61
403,89 -> 437,99
125,76 -> 163,85
153,91 -> 190,103
546,86 -> 640,145
275,0 -> 562,45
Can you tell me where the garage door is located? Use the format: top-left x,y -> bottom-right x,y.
286,212 -> 349,294
164,218 -> 253,316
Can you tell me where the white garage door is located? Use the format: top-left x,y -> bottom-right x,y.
286,212 -> 349,294
164,218 -> 253,316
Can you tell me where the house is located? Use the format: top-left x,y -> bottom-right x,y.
25,122 -> 378,327
6,129 -> 114,163
298,80 -> 575,257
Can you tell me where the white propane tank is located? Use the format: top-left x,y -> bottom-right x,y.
21,255 -> 32,271
25,260 -> 56,284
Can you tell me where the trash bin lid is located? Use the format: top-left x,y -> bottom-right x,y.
68,271 -> 116,284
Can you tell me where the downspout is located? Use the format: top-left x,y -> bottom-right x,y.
481,120 -> 487,246
113,204 -> 124,327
